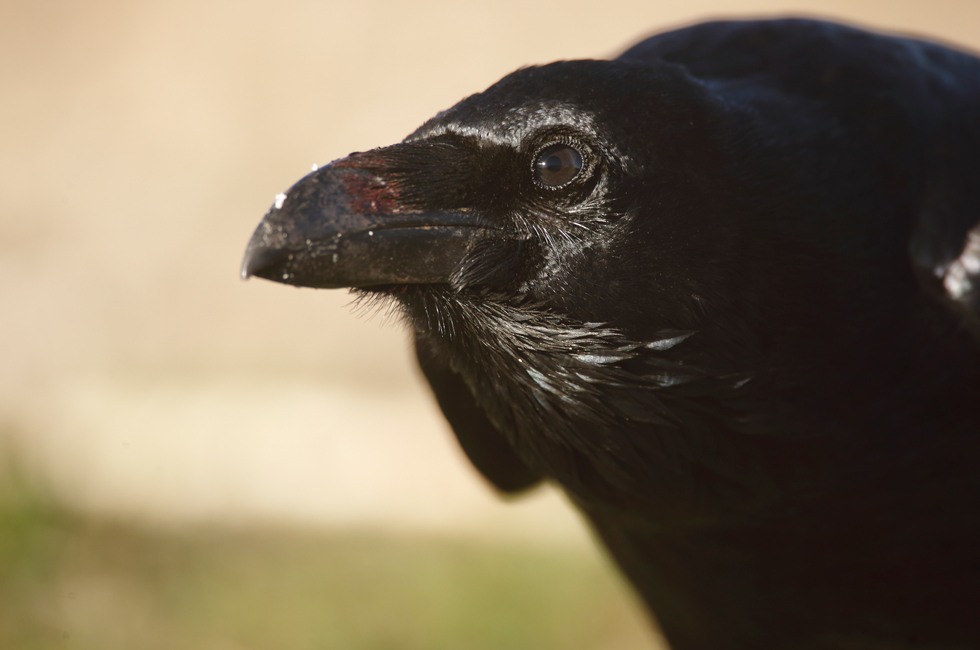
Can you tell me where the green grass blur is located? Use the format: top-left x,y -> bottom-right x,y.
0,458 -> 657,650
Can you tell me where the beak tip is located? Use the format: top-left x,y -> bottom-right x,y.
241,243 -> 282,282
239,250 -> 252,279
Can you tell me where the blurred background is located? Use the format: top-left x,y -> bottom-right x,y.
2,1 -> 979,648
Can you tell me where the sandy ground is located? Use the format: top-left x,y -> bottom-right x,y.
2,0 -> 980,542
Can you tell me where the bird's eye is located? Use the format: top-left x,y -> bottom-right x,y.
534,145 -> 583,188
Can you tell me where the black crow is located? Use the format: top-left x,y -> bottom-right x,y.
241,19 -> 980,650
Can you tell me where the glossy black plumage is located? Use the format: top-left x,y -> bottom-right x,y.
242,19 -> 980,650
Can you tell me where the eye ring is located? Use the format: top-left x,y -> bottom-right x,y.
533,144 -> 583,188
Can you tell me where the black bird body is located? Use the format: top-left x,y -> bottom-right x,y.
243,20 -> 980,650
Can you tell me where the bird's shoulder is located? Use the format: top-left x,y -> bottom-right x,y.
621,19 -> 980,338
617,18 -> 980,91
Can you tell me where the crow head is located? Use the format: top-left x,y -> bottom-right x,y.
242,60 -> 746,338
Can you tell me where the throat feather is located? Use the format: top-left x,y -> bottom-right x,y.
397,288 -> 708,488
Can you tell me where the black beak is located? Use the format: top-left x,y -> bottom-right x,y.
241,152 -> 487,289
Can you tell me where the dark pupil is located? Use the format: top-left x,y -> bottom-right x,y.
536,145 -> 582,187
